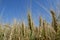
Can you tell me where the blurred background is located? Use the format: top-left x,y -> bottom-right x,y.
0,0 -> 60,26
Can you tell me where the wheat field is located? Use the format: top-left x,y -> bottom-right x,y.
0,10 -> 60,40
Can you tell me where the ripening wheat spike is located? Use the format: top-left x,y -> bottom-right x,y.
39,16 -> 43,27
43,20 -> 47,40
28,11 -> 35,40
50,10 -> 57,32
21,21 -> 25,37
9,26 -> 14,40
28,11 -> 32,31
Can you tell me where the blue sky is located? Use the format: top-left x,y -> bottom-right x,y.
0,0 -> 59,26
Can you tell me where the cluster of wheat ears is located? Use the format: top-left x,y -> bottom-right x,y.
0,10 -> 60,40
